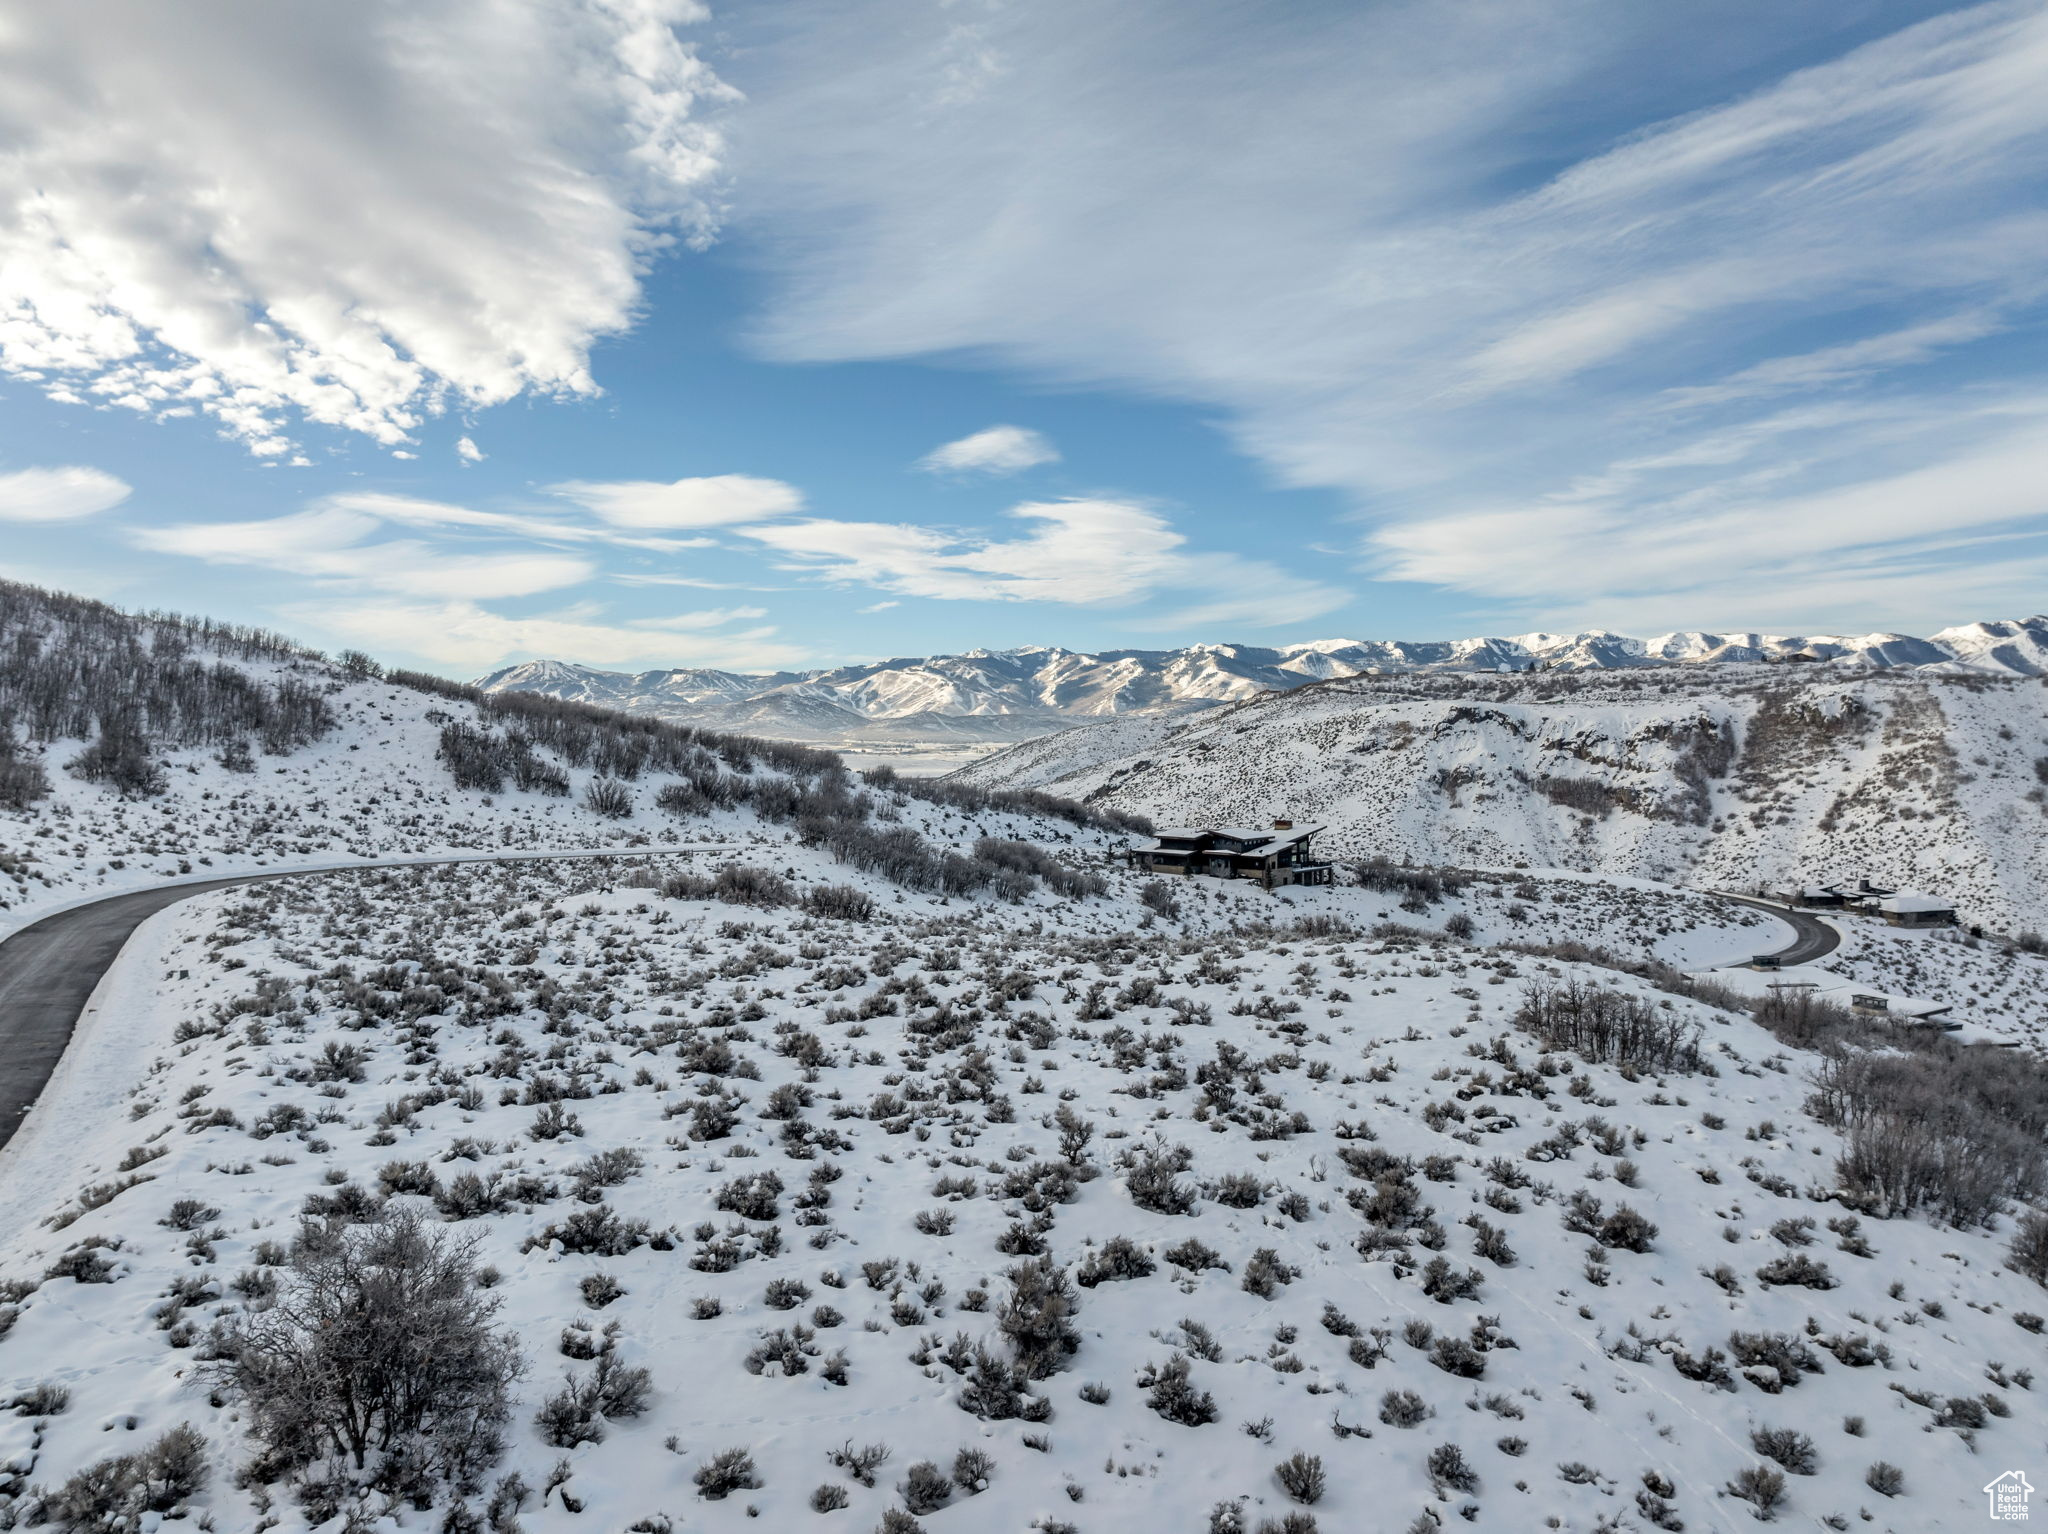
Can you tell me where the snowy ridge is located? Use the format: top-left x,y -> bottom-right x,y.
475,617 -> 2048,745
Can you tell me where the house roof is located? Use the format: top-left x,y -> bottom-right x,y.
1137,824 -> 1328,857
1237,826 -> 1327,857
1878,891 -> 1953,913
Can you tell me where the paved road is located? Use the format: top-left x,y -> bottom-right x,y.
0,848 -> 726,1151
1715,893 -> 1842,965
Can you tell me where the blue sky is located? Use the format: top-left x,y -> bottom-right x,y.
2,0 -> 2045,676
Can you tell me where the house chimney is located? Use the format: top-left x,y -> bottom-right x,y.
1271,818 -> 1293,830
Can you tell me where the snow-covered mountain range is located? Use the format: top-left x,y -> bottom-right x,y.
476,617 -> 2048,743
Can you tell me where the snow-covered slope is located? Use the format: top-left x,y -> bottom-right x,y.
957,666 -> 2048,935
474,617 -> 2048,746
4,852 -> 2047,1532
0,581 -> 1115,934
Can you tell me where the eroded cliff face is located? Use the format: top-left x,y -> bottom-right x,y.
961,669 -> 2048,933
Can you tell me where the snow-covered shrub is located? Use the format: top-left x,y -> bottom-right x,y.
952,1446 -> 993,1492
998,1258 -> 1079,1378
2010,1210 -> 2048,1284
528,1205 -> 651,1256
958,1346 -> 1051,1422
1427,1442 -> 1478,1494
716,1172 -> 785,1222
1724,1463 -> 1787,1518
1597,1204 -> 1659,1254
1754,1253 -> 1837,1289
1750,1426 -> 1817,1475
1428,1335 -> 1486,1378
211,1211 -> 518,1498
712,864 -> 796,907
533,1351 -> 653,1447
1241,1248 -> 1300,1299
1075,1237 -> 1155,1288
30,1424 -> 208,1528
1418,1256 -> 1482,1303
1165,1238 -> 1228,1273
1122,1141 -> 1197,1215
1865,1461 -> 1904,1497
1274,1451 -> 1325,1504
9,1381 -> 69,1416
1377,1389 -> 1430,1427
900,1460 -> 953,1514
694,1447 -> 760,1500
1728,1330 -> 1822,1391
1139,1354 -> 1217,1427
804,883 -> 876,921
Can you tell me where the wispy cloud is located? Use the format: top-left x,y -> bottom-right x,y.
283,597 -> 809,674
0,2 -> 733,454
547,475 -> 805,529
917,425 -> 1059,476
1371,397 -> 2048,631
0,466 -> 132,522
134,504 -> 596,600
742,497 -> 1347,627
730,0 -> 2048,627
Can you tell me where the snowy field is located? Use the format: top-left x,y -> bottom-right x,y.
2,844 -> 2044,1532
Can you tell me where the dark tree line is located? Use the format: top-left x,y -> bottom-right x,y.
0,580 -> 337,801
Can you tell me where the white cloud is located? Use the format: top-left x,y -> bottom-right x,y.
456,436 -> 485,464
742,498 -> 1347,627
133,503 -> 594,599
1370,401 -> 2048,632
729,0 -> 2048,619
0,466 -> 132,521
632,605 -> 770,629
0,1 -> 733,453
284,597 -> 809,673
917,425 -> 1059,475
548,474 -> 806,529
321,490 -> 711,552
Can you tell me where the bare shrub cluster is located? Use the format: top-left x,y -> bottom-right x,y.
1516,978 -> 1702,1074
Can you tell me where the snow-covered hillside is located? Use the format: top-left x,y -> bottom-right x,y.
0,582 -> 1127,935
475,617 -> 2048,747
957,666 -> 2048,936
4,851 -> 2047,1531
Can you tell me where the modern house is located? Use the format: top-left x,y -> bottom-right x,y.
1128,819 -> 1334,889
1772,879 -> 1954,926
1771,884 -> 1848,909
1875,891 -> 1957,928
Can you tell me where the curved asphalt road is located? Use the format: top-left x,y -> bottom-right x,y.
1715,892 -> 1842,966
0,849 -> 724,1151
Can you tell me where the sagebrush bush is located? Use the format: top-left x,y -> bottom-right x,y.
212,1211 -> 519,1495
1274,1452 -> 1325,1505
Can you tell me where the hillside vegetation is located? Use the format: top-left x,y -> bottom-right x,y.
957,666 -> 2048,934
0,580 -> 1140,924
3,854 -> 2047,1531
